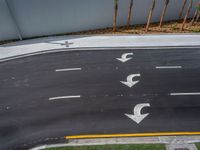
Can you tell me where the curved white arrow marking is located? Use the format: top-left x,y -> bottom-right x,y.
125,103 -> 150,124
120,74 -> 140,88
116,53 -> 133,63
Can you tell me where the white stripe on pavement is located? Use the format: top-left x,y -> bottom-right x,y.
156,66 -> 182,69
170,93 -> 200,96
55,68 -> 82,72
49,95 -> 81,101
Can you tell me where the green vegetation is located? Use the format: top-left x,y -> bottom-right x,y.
171,23 -> 178,30
46,144 -> 166,150
197,5 -> 200,11
196,143 -> 200,150
192,28 -> 200,32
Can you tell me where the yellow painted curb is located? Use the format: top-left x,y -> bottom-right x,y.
65,132 -> 200,139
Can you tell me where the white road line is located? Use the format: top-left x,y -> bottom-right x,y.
49,95 -> 81,101
170,93 -> 200,96
55,68 -> 82,72
156,66 -> 182,69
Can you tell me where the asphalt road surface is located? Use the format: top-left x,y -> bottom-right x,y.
1,47 -> 200,150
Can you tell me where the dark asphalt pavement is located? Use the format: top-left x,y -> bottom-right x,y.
1,48 -> 200,149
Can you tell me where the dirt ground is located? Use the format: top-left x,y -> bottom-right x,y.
73,20 -> 200,35
0,19 -> 199,45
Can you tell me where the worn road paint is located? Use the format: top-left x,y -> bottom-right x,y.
156,66 -> 182,69
125,103 -> 150,124
49,95 -> 81,101
170,93 -> 200,96
55,68 -> 82,72
116,53 -> 133,63
120,74 -> 140,88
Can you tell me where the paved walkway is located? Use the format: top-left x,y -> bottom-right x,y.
0,34 -> 200,61
166,144 -> 197,150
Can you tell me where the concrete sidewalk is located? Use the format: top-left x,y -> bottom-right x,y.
0,34 -> 200,61
30,136 -> 200,150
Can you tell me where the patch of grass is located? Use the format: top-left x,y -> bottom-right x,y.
197,5 -> 200,11
46,144 -> 166,150
171,23 -> 178,30
192,28 -> 200,32
196,143 -> 200,150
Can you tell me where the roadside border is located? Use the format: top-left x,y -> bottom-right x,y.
30,134 -> 200,150
1,45 -> 200,63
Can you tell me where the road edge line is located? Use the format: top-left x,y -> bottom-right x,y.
65,132 -> 200,139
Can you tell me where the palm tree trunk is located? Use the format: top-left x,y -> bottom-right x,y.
127,0 -> 134,29
190,9 -> 198,25
179,0 -> 187,20
113,0 -> 118,32
159,0 -> 170,28
180,0 -> 193,31
146,0 -> 156,32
